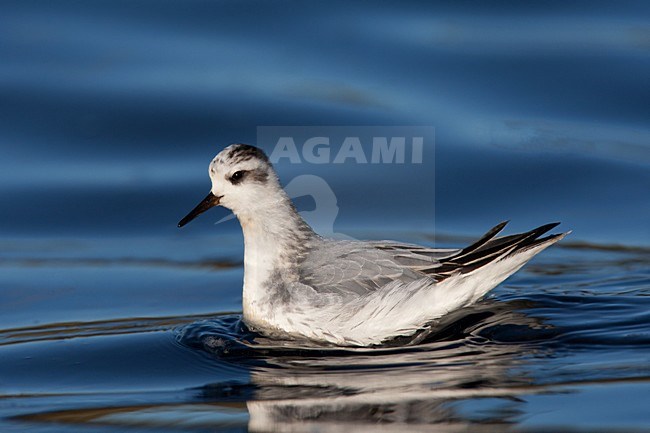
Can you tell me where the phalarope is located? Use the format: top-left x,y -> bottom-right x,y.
179,144 -> 568,346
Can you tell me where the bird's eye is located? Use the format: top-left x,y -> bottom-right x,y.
230,170 -> 245,183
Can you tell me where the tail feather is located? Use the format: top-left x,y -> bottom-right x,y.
511,231 -> 569,255
472,222 -> 560,256
460,222 -> 560,263
455,220 -> 509,257
421,222 -> 567,281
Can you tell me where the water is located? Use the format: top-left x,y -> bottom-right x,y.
1,1 -> 649,431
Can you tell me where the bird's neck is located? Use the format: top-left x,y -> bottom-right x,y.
235,195 -> 317,325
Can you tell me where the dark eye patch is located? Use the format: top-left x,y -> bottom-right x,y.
228,168 -> 269,185
229,170 -> 246,184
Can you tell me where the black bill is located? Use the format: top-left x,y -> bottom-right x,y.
178,192 -> 221,228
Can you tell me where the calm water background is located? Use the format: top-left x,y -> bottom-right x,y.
1,1 -> 649,431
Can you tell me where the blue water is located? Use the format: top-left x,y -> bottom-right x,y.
1,1 -> 649,431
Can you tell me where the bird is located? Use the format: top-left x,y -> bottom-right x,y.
178,143 -> 569,347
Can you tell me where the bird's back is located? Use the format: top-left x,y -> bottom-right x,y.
297,238 -> 449,298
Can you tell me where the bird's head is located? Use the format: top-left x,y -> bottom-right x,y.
178,144 -> 280,227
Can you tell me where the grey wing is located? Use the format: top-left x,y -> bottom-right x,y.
298,221 -> 565,298
369,241 -> 459,271
374,221 -> 565,281
298,239 -> 455,297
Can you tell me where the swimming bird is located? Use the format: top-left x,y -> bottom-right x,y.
178,144 -> 568,347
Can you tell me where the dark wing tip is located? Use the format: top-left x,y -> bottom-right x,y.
423,221 -> 565,281
529,222 -> 561,238
456,220 -> 510,256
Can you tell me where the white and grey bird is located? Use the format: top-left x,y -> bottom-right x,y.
178,144 -> 569,347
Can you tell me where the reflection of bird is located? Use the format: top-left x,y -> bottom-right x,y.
179,144 -> 569,346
